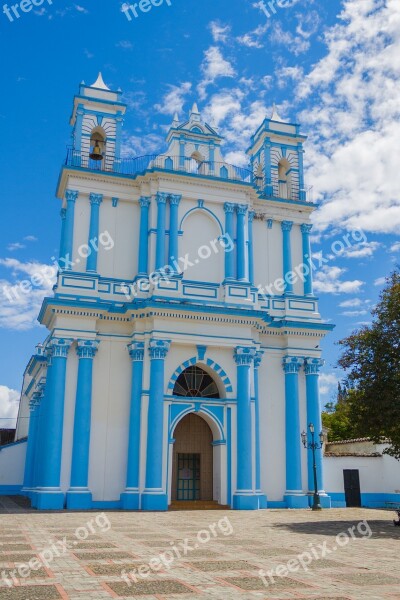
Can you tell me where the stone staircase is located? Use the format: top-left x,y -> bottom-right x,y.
169,500 -> 230,511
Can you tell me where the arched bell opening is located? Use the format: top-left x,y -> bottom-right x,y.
89,127 -> 106,162
278,158 -> 292,199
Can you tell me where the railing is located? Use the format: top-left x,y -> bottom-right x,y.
65,150 -> 254,184
64,149 -> 313,201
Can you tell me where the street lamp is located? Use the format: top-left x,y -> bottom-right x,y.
301,422 -> 324,511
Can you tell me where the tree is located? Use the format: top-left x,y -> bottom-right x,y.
337,269 -> 400,458
322,382 -> 358,441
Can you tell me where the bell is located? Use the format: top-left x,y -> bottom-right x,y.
89,142 -> 103,161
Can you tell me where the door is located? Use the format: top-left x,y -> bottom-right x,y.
177,453 -> 200,500
343,469 -> 361,507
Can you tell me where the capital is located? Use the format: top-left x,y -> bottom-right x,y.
65,190 -> 79,204
281,220 -> 293,232
149,339 -> 170,360
248,210 -> 255,223
236,204 -> 248,216
77,340 -> 99,359
29,393 -> 41,411
282,356 -> 303,374
254,350 -> 264,369
169,194 -> 182,206
224,202 -> 235,214
301,223 -> 313,235
50,338 -> 73,359
89,193 -> 103,206
304,358 -> 324,375
60,208 -> 67,220
128,341 -> 145,362
156,192 -> 168,205
234,346 -> 257,366
139,196 -> 151,209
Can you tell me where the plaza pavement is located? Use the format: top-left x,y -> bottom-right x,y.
0,495 -> 399,600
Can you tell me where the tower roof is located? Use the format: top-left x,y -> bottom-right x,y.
90,72 -> 110,91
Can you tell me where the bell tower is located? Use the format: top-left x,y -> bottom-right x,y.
247,106 -> 308,201
69,73 -> 127,169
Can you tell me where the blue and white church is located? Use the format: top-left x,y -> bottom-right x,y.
14,74 -> 334,511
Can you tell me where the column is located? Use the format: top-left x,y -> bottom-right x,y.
168,195 -> 181,271
155,192 -> 168,270
22,393 -> 41,495
248,211 -> 255,285
264,138 -> 273,196
58,208 -> 67,267
304,358 -> 326,496
31,364 -> 52,507
301,224 -> 314,296
66,340 -> 99,509
253,351 -> 268,508
86,193 -> 103,272
63,190 -> 78,269
298,143 -> 306,201
233,346 -> 258,510
36,338 -> 72,510
138,197 -> 151,276
224,203 -> 235,280
121,342 -> 145,509
236,204 -> 248,281
142,339 -> 170,511
281,220 -> 294,295
283,356 -> 308,508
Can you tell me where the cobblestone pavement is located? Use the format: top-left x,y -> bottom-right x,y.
0,496 -> 399,599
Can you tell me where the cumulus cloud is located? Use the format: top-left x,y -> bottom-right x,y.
0,386 -> 20,428
313,265 -> 364,294
154,82 -> 192,116
197,47 -> 236,99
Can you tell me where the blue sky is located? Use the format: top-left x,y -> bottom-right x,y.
0,0 -> 399,425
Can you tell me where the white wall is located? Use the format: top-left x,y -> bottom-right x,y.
0,441 -> 26,486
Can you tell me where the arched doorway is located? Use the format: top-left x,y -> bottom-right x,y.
171,413 -> 214,501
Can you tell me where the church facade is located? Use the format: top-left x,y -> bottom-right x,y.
15,74 -> 333,511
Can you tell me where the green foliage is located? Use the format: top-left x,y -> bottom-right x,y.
337,269 -> 400,458
322,383 -> 358,441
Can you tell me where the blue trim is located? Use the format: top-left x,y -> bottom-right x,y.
179,206 -> 223,235
227,408 -> 232,507
0,485 -> 23,495
0,438 -> 27,451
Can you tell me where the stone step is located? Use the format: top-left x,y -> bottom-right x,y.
169,500 -> 230,511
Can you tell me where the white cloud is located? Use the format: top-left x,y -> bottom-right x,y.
154,82 -> 192,116
298,0 -> 400,234
339,298 -> 362,308
374,276 -> 386,286
0,386 -> 20,428
0,258 -> 56,331
270,22 -> 310,55
319,372 -> 340,398
116,40 -> 133,50
342,241 -> 380,259
236,23 -> 269,49
7,242 -> 25,252
313,265 -> 364,294
121,133 -> 164,157
209,21 -> 231,44
390,241 -> 400,253
197,47 -> 236,100
341,309 -> 368,317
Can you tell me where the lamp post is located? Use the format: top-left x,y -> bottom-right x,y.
301,422 -> 324,511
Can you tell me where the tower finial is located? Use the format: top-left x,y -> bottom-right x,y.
90,72 -> 110,91
270,104 -> 285,122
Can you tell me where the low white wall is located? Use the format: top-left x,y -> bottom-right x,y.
324,453 -> 400,495
0,440 -> 27,488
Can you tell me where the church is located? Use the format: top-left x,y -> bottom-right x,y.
13,74 -> 333,511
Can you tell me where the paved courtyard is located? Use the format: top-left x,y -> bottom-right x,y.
0,496 -> 399,600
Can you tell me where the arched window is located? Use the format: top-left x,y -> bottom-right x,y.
89,127 -> 106,163
173,366 -> 220,398
278,158 -> 291,199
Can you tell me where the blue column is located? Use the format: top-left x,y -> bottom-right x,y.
253,351 -> 268,508
264,138 -> 273,196
66,340 -> 99,509
298,143 -> 306,201
155,193 -> 168,270
121,341 -> 145,510
281,221 -> 294,295
236,204 -> 248,281
283,356 -> 308,508
58,208 -> 67,267
142,339 -> 170,511
86,193 -> 103,272
224,203 -> 235,280
248,211 -> 255,285
31,369 -> 52,507
304,358 -> 325,495
36,339 -> 72,510
168,195 -> 181,271
22,393 -> 41,495
233,346 -> 258,510
63,190 -> 78,270
138,197 -> 151,276
301,224 -> 314,296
